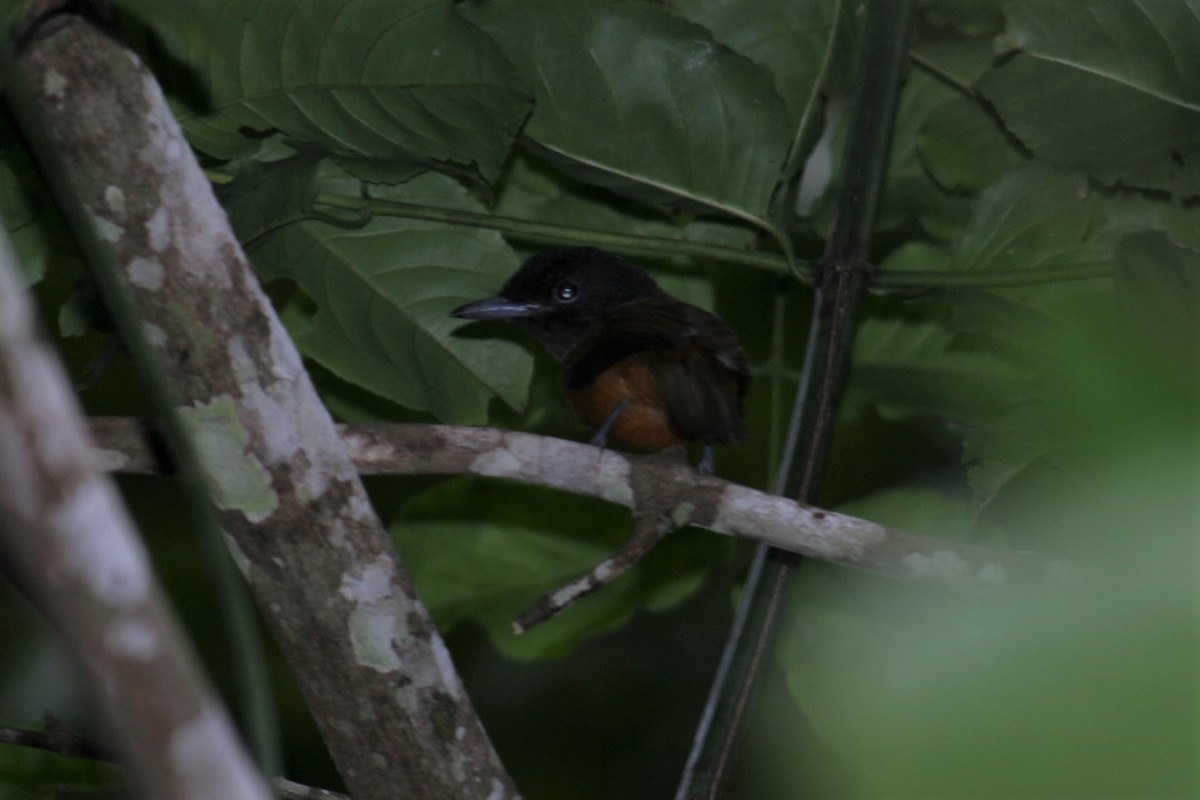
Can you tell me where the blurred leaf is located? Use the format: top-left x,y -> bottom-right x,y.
778,391 -> 1196,798
121,0 -> 531,182
250,170 -> 533,424
460,0 -> 792,231
390,478 -> 730,661
962,403 -> 1053,517
981,0 -> 1200,195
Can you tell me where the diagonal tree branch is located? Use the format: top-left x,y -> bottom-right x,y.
0,220 -> 270,798
3,4 -> 517,799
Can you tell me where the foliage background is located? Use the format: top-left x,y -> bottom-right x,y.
1,0 -> 1196,798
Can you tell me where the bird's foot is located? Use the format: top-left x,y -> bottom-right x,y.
588,399 -> 631,450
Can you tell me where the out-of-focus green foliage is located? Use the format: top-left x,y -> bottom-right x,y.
2,0 -> 1196,797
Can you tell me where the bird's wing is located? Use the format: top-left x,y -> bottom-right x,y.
564,297 -> 749,445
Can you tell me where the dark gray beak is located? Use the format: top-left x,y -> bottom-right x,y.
451,296 -> 549,320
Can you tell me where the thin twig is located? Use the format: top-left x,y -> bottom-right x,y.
514,509 -> 673,633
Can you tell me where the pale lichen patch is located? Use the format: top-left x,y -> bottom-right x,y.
347,605 -> 402,673
429,634 -> 463,700
103,185 -> 126,217
56,480 -> 151,607
340,555 -> 394,605
90,213 -> 123,243
470,445 -> 522,477
146,205 -> 171,252
169,704 -> 268,799
43,69 -> 68,99
178,397 -> 278,522
142,322 -> 168,347
128,256 -> 165,290
108,618 -> 160,660
341,556 -> 407,673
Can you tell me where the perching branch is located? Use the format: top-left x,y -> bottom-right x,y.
89,417 -> 1062,592
0,221 -> 269,797
4,5 -> 516,799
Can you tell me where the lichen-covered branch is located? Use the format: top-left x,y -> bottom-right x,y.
0,228 -> 269,798
6,6 -> 515,800
90,418 -> 1060,590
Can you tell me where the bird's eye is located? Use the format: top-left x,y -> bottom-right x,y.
553,280 -> 579,303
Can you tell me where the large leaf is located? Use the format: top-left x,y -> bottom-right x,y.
248,169 -> 532,424
120,0 -> 531,182
980,0 -> 1200,195
460,0 -> 792,231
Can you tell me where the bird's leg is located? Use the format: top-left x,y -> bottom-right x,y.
589,399 -> 631,449
696,444 -> 716,476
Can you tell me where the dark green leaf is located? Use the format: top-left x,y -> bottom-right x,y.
981,0 -> 1200,194
122,0 -> 531,182
251,171 -> 533,424
460,0 -> 792,231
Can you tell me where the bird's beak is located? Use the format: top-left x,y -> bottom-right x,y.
451,296 -> 550,320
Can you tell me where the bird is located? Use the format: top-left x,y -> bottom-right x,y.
452,247 -> 749,470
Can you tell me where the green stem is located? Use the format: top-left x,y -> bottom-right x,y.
676,2 -> 918,797
312,193 -> 1113,290
315,192 -> 793,274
